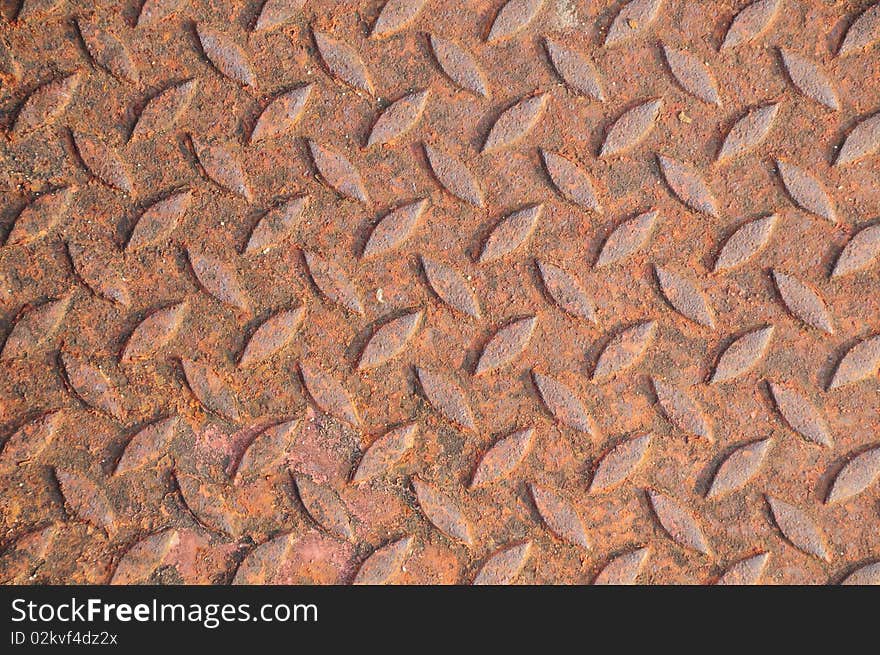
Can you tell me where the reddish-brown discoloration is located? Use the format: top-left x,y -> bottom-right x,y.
1,0 -> 879,586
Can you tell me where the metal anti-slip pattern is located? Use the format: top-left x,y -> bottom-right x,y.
0,0 -> 879,585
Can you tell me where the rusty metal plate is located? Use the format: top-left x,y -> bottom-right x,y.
1,0 -> 879,586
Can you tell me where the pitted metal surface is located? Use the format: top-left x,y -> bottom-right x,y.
1,0 -> 879,585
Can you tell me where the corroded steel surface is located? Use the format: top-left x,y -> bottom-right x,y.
1,0 -> 880,585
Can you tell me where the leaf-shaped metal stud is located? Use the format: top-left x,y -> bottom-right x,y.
181,358 -> 240,422
832,223 -> 880,278
654,266 -> 714,327
233,419 -> 299,482
308,140 -> 368,203
111,529 -> 181,584
531,370 -> 598,436
841,562 -> 880,585
771,270 -> 833,333
254,0 -> 305,31
137,0 -> 182,26
529,484 -> 590,548
662,45 -> 720,105
540,150 -> 602,212
470,427 -> 534,487
412,478 -> 473,545
299,363 -> 359,426
55,469 -> 117,536
352,423 -> 417,483
838,2 -> 880,56
188,250 -> 249,312
473,542 -> 531,584
768,382 -> 832,447
197,24 -> 255,86
428,35 -> 488,97
424,143 -> 483,206
717,104 -> 778,162
232,531 -> 352,584
766,496 -> 830,561
0,412 -> 62,468
130,80 -> 197,141
416,367 -> 475,430
537,260 -> 597,322
776,160 -> 835,222
600,99 -> 662,157
779,49 -> 839,111
6,187 -> 74,246
707,439 -> 772,498
13,73 -> 79,135
658,155 -> 718,216
710,326 -> 774,383
239,306 -> 305,367
313,31 -> 373,94
244,196 -> 308,255
605,0 -> 663,46
1,296 -> 71,360
595,210 -> 658,267
835,111 -> 880,166
475,316 -> 536,375
175,475 -> 240,536
121,302 -> 187,362
479,204 -> 542,263
293,474 -> 353,540
78,20 -> 138,82
593,321 -> 656,380
358,311 -> 423,370
715,553 -> 769,585
362,200 -> 426,259
61,352 -> 125,419
652,378 -> 712,441
589,434 -> 651,492
72,132 -> 132,194
486,0 -> 544,43
114,416 -> 178,475
828,335 -> 880,390
826,446 -> 880,504
67,242 -> 131,307
420,256 -> 480,318
482,94 -> 547,152
647,490 -> 710,555
714,214 -> 777,272
126,191 -> 191,250
353,536 -> 414,585
544,38 -> 604,101
371,0 -> 427,38
721,0 -> 780,50
250,85 -> 312,143
593,547 -> 649,584
303,251 -> 364,315
192,137 -> 251,201
367,90 -> 428,147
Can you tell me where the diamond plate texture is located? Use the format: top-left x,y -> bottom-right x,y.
1,0 -> 879,586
